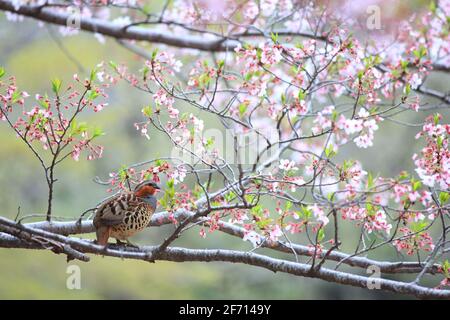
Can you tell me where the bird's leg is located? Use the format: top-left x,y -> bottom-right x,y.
115,239 -> 127,246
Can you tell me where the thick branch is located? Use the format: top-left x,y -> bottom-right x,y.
0,0 -> 239,51
1,231 -> 449,299
17,213 -> 441,275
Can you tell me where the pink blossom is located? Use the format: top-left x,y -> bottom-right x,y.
243,230 -> 262,247
268,224 -> 283,241
279,159 -> 298,171
260,43 -> 283,65
309,204 -> 329,226
243,1 -> 259,19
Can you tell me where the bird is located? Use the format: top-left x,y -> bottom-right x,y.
93,180 -> 161,246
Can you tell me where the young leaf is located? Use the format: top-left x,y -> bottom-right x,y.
239,103 -> 248,117
51,78 -> 62,95
109,61 -> 118,69
92,127 -> 105,138
142,105 -> 153,117
439,192 -> 449,204
317,228 -> 325,242
404,83 -> 411,96
270,32 -> 279,43
367,172 -> 374,189
325,144 -> 336,158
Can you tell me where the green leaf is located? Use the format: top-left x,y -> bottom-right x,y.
69,119 -> 77,135
285,201 -> 292,211
205,137 -> 214,148
224,191 -> 236,203
357,70 -> 364,80
38,96 -> 50,109
11,91 -> 21,104
366,203 -> 375,216
411,221 -> 428,233
256,218 -> 273,229
327,192 -> 335,201
51,78 -> 62,95
87,90 -> 99,101
0,67 -> 5,79
92,127 -> 105,138
256,48 -> 262,61
70,120 -> 89,136
77,122 -> 88,133
317,228 -> 325,242
400,60 -> 409,71
239,102 -> 248,117
118,165 -> 128,182
404,83 -> 411,96
398,171 -> 410,180
439,192 -> 450,204
251,204 -> 263,217
90,67 -> 98,82
142,105 -> 153,117
109,61 -> 118,69
325,144 -> 336,158
270,32 -> 279,43
367,172 -> 374,189
198,73 -> 211,87
142,66 -> 149,80
413,180 -> 422,191
442,260 -> 450,278
429,0 -> 436,13
300,206 -> 312,219
413,45 -> 427,60
437,136 -> 443,149
245,194 -> 256,204
342,160 -> 354,171
434,113 -> 440,125
331,110 -> 338,121
391,69 -> 400,78
297,89 -> 305,101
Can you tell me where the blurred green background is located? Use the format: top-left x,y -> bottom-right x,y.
0,1 -> 449,299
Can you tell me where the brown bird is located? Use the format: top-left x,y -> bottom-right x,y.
93,181 -> 160,246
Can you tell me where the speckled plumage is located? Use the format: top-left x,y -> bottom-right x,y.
93,182 -> 159,245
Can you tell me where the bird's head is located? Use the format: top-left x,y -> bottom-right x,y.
134,180 -> 161,197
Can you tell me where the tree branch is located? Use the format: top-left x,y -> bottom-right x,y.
1,228 -> 449,300
0,0 -> 239,51
8,213 -> 441,275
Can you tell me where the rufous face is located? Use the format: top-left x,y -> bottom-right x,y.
135,185 -> 157,197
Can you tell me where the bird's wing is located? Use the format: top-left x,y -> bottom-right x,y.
93,193 -> 140,227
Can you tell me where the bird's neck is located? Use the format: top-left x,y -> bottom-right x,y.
139,195 -> 157,210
